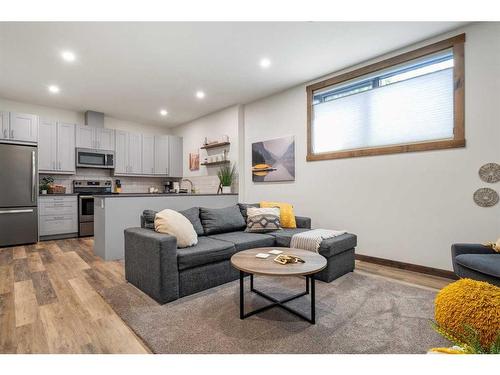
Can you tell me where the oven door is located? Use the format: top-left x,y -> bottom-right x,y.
76,149 -> 113,169
79,195 -> 94,223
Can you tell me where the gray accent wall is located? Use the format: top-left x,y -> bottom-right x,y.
94,194 -> 239,260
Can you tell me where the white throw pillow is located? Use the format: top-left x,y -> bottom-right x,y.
154,209 -> 198,248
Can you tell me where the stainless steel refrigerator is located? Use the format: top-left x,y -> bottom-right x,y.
0,143 -> 38,247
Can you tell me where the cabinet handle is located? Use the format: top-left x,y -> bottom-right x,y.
10,129 -> 14,138
58,161 -> 61,170
52,161 -> 55,170
3,129 -> 6,138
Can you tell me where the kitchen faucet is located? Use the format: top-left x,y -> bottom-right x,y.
182,179 -> 195,194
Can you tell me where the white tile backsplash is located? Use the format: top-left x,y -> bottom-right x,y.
40,168 -> 177,194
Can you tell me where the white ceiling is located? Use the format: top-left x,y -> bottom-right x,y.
0,22 -> 466,127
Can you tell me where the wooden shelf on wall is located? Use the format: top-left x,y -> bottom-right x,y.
201,160 -> 230,167
200,141 -> 230,150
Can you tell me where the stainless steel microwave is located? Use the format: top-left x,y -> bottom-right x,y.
76,148 -> 115,169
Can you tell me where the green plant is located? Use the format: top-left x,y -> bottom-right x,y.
217,163 -> 236,187
39,176 -> 54,192
431,321 -> 500,354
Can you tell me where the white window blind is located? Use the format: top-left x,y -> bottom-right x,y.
312,61 -> 454,154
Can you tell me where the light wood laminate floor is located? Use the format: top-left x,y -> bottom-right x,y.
0,238 -> 454,353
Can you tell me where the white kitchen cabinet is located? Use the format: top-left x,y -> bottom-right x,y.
9,113 -> 38,143
154,135 -> 169,175
142,134 -> 155,175
0,111 -> 9,140
76,125 -> 94,148
39,195 -> 78,237
128,132 -> 142,174
38,119 -> 57,171
57,122 -> 76,173
114,130 -> 128,174
95,128 -> 115,151
0,112 -> 38,143
38,121 -> 75,174
114,130 -> 142,175
76,125 -> 115,151
168,135 -> 183,178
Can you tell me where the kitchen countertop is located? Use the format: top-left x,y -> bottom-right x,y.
39,193 -> 79,196
93,193 -> 238,198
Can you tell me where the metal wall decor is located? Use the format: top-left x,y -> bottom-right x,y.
473,188 -> 499,207
478,163 -> 500,183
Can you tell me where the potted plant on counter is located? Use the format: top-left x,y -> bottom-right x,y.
39,176 -> 54,195
217,163 -> 236,194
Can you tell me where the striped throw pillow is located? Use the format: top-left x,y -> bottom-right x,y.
245,207 -> 281,233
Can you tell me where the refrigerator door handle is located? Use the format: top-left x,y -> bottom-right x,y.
0,209 -> 34,214
31,150 -> 36,202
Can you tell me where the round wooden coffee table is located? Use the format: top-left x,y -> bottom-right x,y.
231,247 -> 327,324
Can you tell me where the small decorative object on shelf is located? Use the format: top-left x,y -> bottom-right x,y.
273,254 -> 305,265
478,162 -> 500,183
217,162 -> 236,194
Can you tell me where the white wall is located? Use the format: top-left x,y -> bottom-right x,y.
172,105 -> 241,194
0,98 -> 170,135
243,22 -> 500,271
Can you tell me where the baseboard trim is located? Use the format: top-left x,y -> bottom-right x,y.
355,254 -> 458,280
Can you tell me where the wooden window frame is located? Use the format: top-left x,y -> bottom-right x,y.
306,34 -> 465,161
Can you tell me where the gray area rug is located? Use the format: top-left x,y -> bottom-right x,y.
98,272 -> 448,353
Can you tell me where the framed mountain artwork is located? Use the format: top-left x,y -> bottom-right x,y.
252,136 -> 295,182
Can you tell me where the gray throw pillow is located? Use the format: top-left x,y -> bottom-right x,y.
178,207 -> 204,236
245,207 -> 281,233
142,209 -> 157,230
199,205 -> 246,235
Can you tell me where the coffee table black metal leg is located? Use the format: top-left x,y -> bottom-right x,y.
239,271 -> 245,319
250,273 -> 254,291
310,275 -> 316,324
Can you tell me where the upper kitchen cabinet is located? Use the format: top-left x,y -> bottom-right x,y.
76,125 -> 115,151
0,112 -> 38,143
168,135 -> 183,178
114,130 -> 142,175
38,120 -> 75,174
142,134 -> 155,175
154,135 -> 169,175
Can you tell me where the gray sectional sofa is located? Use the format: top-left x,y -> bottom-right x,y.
124,203 -> 357,304
451,243 -> 500,286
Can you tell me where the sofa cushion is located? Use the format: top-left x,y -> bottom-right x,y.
455,254 -> 500,278
245,207 -> 281,233
199,205 -> 246,235
179,207 -> 204,236
208,231 -> 276,251
267,228 -> 310,247
177,237 -> 237,271
318,233 -> 358,258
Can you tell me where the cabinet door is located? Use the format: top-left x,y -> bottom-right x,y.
76,125 -> 95,149
9,112 -> 38,142
142,134 -> 155,175
128,133 -> 142,174
168,136 -> 183,178
154,135 -> 169,175
38,119 -> 57,172
0,111 -> 9,140
114,130 -> 128,174
95,128 -> 115,151
57,122 -> 76,173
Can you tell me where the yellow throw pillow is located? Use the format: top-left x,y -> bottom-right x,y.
260,201 -> 296,228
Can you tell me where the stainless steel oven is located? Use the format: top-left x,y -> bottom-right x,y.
76,148 -> 115,169
73,180 -> 112,237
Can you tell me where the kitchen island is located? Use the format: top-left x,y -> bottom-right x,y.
93,193 -> 239,260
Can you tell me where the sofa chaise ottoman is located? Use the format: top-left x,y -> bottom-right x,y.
124,203 -> 357,304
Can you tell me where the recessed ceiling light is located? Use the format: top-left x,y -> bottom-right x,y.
195,91 -> 205,99
48,85 -> 60,94
61,51 -> 76,62
259,58 -> 271,69
160,109 -> 168,116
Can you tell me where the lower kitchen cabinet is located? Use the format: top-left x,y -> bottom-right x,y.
39,195 -> 78,239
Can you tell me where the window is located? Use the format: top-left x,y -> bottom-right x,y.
306,34 -> 465,161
